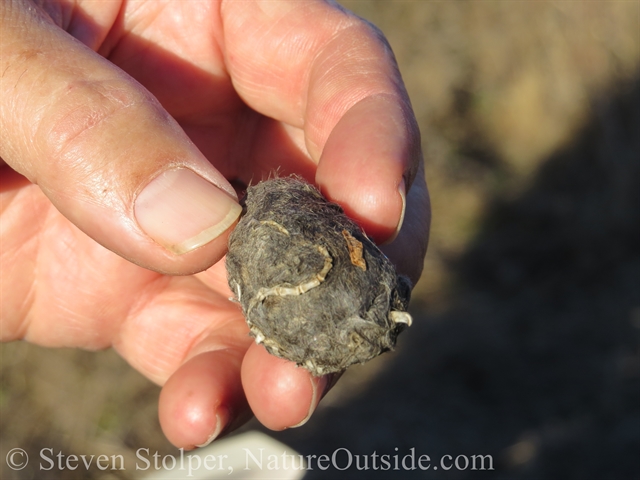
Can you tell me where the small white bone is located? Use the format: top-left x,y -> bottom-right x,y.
249,244 -> 333,313
390,311 -> 413,327
260,220 -> 290,235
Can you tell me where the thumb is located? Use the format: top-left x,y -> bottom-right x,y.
0,1 -> 240,274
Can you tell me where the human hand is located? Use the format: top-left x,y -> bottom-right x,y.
0,0 -> 430,448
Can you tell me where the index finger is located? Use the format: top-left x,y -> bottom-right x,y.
220,0 -> 421,242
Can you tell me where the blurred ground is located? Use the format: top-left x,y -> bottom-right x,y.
1,1 -> 639,479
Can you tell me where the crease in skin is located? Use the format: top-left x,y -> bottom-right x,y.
43,83 -> 145,159
1,252 -> 37,342
0,186 -> 49,342
110,275 -> 176,383
181,329 -> 252,373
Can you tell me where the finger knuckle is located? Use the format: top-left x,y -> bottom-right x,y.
40,78 -> 153,170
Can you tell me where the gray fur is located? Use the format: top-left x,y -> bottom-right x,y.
226,177 -> 412,376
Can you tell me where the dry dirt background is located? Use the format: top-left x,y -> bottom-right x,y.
1,1 -> 639,479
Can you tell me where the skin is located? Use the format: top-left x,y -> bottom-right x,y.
0,0 -> 430,448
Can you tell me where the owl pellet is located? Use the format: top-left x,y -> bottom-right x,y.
226,177 -> 412,376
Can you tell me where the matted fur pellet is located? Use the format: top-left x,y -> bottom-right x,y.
226,177 -> 412,376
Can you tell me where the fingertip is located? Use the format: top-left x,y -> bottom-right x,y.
241,343 -> 327,430
315,95 -> 417,243
159,351 -> 247,449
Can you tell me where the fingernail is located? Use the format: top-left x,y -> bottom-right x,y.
382,179 -> 406,245
135,168 -> 242,255
289,375 -> 329,428
195,413 -> 224,448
